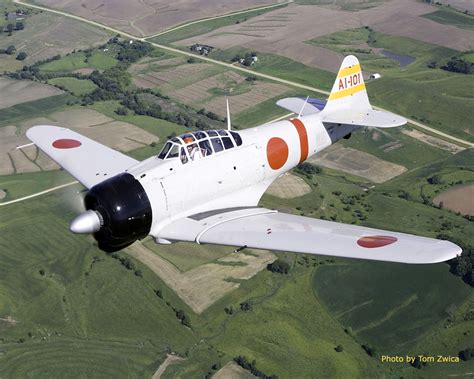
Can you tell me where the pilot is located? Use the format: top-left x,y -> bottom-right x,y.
183,137 -> 202,161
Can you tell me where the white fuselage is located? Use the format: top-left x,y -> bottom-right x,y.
126,113 -> 334,240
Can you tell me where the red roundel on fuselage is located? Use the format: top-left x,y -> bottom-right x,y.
357,235 -> 397,248
52,139 -> 82,149
267,137 -> 289,170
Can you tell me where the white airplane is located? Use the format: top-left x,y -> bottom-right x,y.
27,56 -> 461,264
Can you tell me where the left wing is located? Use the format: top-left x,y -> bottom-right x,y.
27,125 -> 138,189
158,208 -> 460,264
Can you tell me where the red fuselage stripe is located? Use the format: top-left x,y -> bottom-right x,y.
289,118 -> 309,163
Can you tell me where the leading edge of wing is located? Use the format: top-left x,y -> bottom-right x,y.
158,209 -> 461,264
27,125 -> 138,189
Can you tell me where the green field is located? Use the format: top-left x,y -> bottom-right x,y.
423,7 -> 474,30
342,126 -> 451,169
148,3 -> 289,45
144,239 -> 233,272
314,261 -> 472,352
0,93 -> 75,127
48,77 -> 97,96
0,170 -> 74,202
0,190 -> 196,377
41,51 -> 117,72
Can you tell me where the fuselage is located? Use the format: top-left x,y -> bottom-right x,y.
125,113 -> 356,240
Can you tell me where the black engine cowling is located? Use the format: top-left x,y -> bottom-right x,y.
84,173 -> 152,252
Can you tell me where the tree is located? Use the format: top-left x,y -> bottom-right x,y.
459,348 -> 473,361
335,345 -> 344,352
267,259 -> 290,274
240,300 -> 252,312
6,23 -> 14,35
15,21 -> 24,30
16,51 -> 27,61
428,174 -> 443,185
115,106 -> 128,115
5,45 -> 15,55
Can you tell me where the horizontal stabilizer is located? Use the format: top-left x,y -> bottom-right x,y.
276,97 -> 326,116
322,108 -> 406,128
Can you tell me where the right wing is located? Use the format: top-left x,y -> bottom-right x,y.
27,125 -> 138,189
158,208 -> 461,264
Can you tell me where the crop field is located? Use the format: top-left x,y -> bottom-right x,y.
128,242 -> 276,314
0,78 -> 63,109
433,184 -> 474,215
0,108 -> 159,175
400,128 -> 464,154
34,0 -> 284,37
266,172 -> 312,198
48,77 -> 97,96
310,144 -> 407,183
213,361 -> 255,379
0,10 -> 110,71
423,6 -> 474,29
175,0 -> 473,73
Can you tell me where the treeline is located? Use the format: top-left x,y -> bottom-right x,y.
428,51 -> 474,74
437,234 -> 473,287
234,356 -> 278,379
0,45 -> 27,60
154,289 -> 191,328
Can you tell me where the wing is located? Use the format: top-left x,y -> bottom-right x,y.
322,108 -> 406,128
27,125 -> 138,189
158,208 -> 461,264
276,97 -> 327,116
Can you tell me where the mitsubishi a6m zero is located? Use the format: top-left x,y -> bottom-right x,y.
27,56 -> 460,263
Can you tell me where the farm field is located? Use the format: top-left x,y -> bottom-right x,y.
0,7 -> 110,71
0,107 -> 159,175
33,0 -> 287,37
433,184 -> 474,216
309,144 -> 407,183
128,242 -> 276,314
48,77 -> 97,96
266,172 -> 312,198
175,0 -> 474,73
422,6 -> 474,30
40,51 -> 117,72
0,77 -> 63,109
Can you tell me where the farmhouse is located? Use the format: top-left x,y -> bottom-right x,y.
190,44 -> 214,55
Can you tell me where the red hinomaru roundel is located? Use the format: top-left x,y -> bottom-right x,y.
52,139 -> 82,149
266,137 -> 289,170
357,235 -> 398,248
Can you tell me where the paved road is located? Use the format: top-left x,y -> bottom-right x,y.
12,0 -> 474,148
0,181 -> 79,206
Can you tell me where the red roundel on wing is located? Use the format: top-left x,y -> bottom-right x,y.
52,139 -> 82,149
357,235 -> 397,248
267,137 -> 289,170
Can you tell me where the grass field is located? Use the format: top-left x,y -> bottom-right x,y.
0,170 -> 73,202
148,4 -> 289,45
313,261 -> 472,353
40,51 -> 117,72
0,93 -> 74,127
423,7 -> 474,30
48,77 -> 97,96
0,190 -> 197,377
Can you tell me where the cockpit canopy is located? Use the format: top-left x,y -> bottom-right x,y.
158,130 -> 243,164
